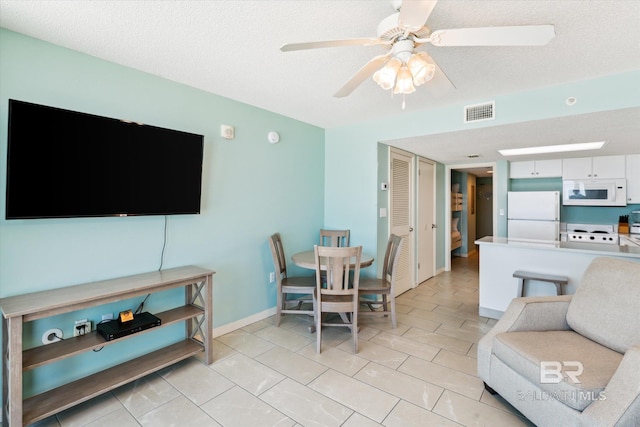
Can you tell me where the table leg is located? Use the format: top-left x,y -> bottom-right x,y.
3,315 -> 23,426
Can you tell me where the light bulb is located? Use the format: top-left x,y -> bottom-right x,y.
393,65 -> 416,94
373,58 -> 401,90
408,52 -> 435,86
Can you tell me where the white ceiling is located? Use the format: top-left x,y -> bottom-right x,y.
1,0 -> 639,169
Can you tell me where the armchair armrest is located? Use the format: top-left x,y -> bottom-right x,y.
478,295 -> 573,381
580,344 -> 640,427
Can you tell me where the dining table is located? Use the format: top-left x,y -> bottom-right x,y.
291,250 -> 375,270
291,248 -> 374,333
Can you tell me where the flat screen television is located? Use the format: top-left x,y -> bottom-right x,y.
6,99 -> 204,219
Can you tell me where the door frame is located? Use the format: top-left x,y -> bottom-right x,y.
445,162 -> 499,271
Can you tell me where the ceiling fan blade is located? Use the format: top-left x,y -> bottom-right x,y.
334,54 -> 390,98
429,25 -> 556,46
420,51 -> 456,91
280,38 -> 388,52
398,0 -> 438,32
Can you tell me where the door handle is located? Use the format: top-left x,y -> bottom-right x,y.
432,224 -> 437,229
409,227 -> 414,232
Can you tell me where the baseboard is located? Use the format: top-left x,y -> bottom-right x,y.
212,307 -> 276,338
479,306 -> 503,320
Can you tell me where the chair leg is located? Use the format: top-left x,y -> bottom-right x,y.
276,290 -> 283,327
390,296 -> 397,329
316,313 -> 322,353
352,310 -> 358,354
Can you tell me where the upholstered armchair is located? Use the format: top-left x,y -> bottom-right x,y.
478,257 -> 640,427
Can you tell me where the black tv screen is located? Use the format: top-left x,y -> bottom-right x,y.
6,99 -> 204,219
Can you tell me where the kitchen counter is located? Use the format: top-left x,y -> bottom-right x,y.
619,233 -> 640,247
476,236 -> 640,258
475,236 -> 640,319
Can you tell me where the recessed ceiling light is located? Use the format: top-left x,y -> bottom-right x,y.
498,141 -> 606,156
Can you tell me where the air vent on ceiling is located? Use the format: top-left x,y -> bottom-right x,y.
464,101 -> 495,123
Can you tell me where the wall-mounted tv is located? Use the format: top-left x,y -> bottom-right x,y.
6,99 -> 204,219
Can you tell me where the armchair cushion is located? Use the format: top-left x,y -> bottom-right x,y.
566,257 -> 640,354
494,330 -> 623,411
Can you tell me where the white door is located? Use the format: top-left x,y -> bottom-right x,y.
417,158 -> 435,283
389,148 -> 414,295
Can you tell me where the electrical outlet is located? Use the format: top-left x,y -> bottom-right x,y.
269,272 -> 275,283
74,319 -> 92,337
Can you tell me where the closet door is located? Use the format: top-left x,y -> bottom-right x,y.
389,148 -> 414,295
417,158 -> 435,283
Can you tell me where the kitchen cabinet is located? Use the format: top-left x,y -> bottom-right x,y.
562,155 -> 625,180
626,154 -> 640,203
510,159 -> 562,178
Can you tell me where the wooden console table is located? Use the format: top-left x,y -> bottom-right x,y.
1,265 -> 214,426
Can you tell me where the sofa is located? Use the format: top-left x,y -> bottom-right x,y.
478,256 -> 640,426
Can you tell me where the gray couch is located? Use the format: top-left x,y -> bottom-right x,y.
478,256 -> 640,426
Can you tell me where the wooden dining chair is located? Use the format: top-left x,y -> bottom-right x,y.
358,234 -> 403,328
268,233 -> 316,327
319,229 -> 350,247
313,244 -> 362,353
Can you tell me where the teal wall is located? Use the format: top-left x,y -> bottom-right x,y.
0,29 -> 324,398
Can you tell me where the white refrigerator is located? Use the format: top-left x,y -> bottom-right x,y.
507,191 -> 560,243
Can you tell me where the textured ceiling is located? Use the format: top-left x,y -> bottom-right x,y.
1,0 -> 639,167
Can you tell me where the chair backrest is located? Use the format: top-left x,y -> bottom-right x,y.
382,234 -> 404,285
268,233 -> 287,281
319,229 -> 350,247
566,256 -> 640,353
314,245 -> 362,295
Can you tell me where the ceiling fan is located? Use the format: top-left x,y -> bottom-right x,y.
280,0 -> 555,98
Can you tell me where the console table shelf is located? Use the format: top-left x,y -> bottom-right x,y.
23,305 -> 203,371
23,339 -> 203,424
1,266 -> 214,426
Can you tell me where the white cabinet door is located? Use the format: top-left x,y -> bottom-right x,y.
626,154 -> 640,203
510,159 -> 561,178
593,155 -> 625,179
510,161 -> 535,178
534,159 -> 562,177
563,157 -> 592,179
563,155 -> 625,179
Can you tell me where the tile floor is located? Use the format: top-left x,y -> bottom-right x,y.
26,254 -> 536,427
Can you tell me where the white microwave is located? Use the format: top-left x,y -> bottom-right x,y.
562,179 -> 627,206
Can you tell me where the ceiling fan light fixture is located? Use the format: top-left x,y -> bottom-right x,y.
393,65 -> 416,94
373,57 -> 402,90
408,52 -> 435,86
